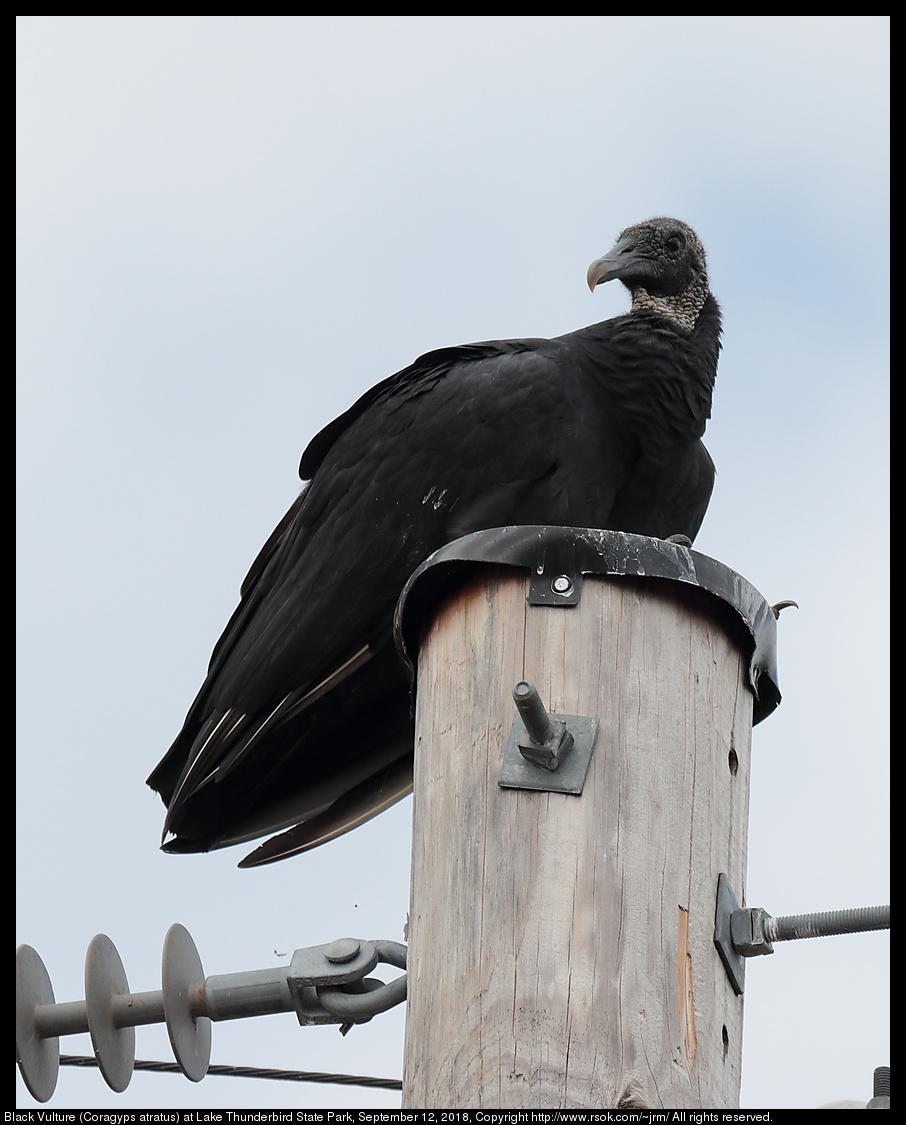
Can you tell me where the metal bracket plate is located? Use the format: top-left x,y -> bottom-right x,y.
498,712 -> 598,794
714,873 -> 746,995
527,568 -> 583,606
288,940 -> 379,1025
526,534 -> 583,606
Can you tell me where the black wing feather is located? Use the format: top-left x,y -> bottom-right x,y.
149,292 -> 721,858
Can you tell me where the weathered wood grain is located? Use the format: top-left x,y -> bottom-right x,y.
403,567 -> 752,1109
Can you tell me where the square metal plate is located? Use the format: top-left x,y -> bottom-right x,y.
498,713 -> 598,794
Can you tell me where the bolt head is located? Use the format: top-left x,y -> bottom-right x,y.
323,938 -> 360,964
552,575 -> 573,594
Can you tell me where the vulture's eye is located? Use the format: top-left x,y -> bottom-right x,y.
665,235 -> 684,255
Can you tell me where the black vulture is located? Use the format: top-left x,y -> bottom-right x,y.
148,216 -> 721,866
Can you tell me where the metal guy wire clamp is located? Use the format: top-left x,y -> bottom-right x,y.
714,873 -> 890,995
16,924 -> 407,1103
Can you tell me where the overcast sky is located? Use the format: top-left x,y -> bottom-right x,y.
17,16 -> 888,1111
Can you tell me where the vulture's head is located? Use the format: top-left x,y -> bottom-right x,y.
587,217 -> 710,332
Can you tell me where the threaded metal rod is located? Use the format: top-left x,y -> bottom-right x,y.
764,904 -> 889,943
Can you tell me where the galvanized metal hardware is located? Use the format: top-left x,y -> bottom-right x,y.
16,924 -> 407,1103
291,938 -> 407,1027
867,1066 -> 890,1109
498,681 -> 598,794
713,873 -> 890,995
323,937 -> 362,963
512,680 -> 575,770
316,940 -> 408,1023
713,873 -> 748,994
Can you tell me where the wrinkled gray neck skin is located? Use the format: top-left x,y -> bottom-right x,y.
629,276 -> 711,334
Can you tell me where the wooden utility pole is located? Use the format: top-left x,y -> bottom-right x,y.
402,563 -> 759,1109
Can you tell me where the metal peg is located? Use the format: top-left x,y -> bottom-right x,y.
513,681 -> 574,770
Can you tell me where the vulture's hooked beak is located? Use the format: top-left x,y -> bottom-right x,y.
587,234 -> 639,292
